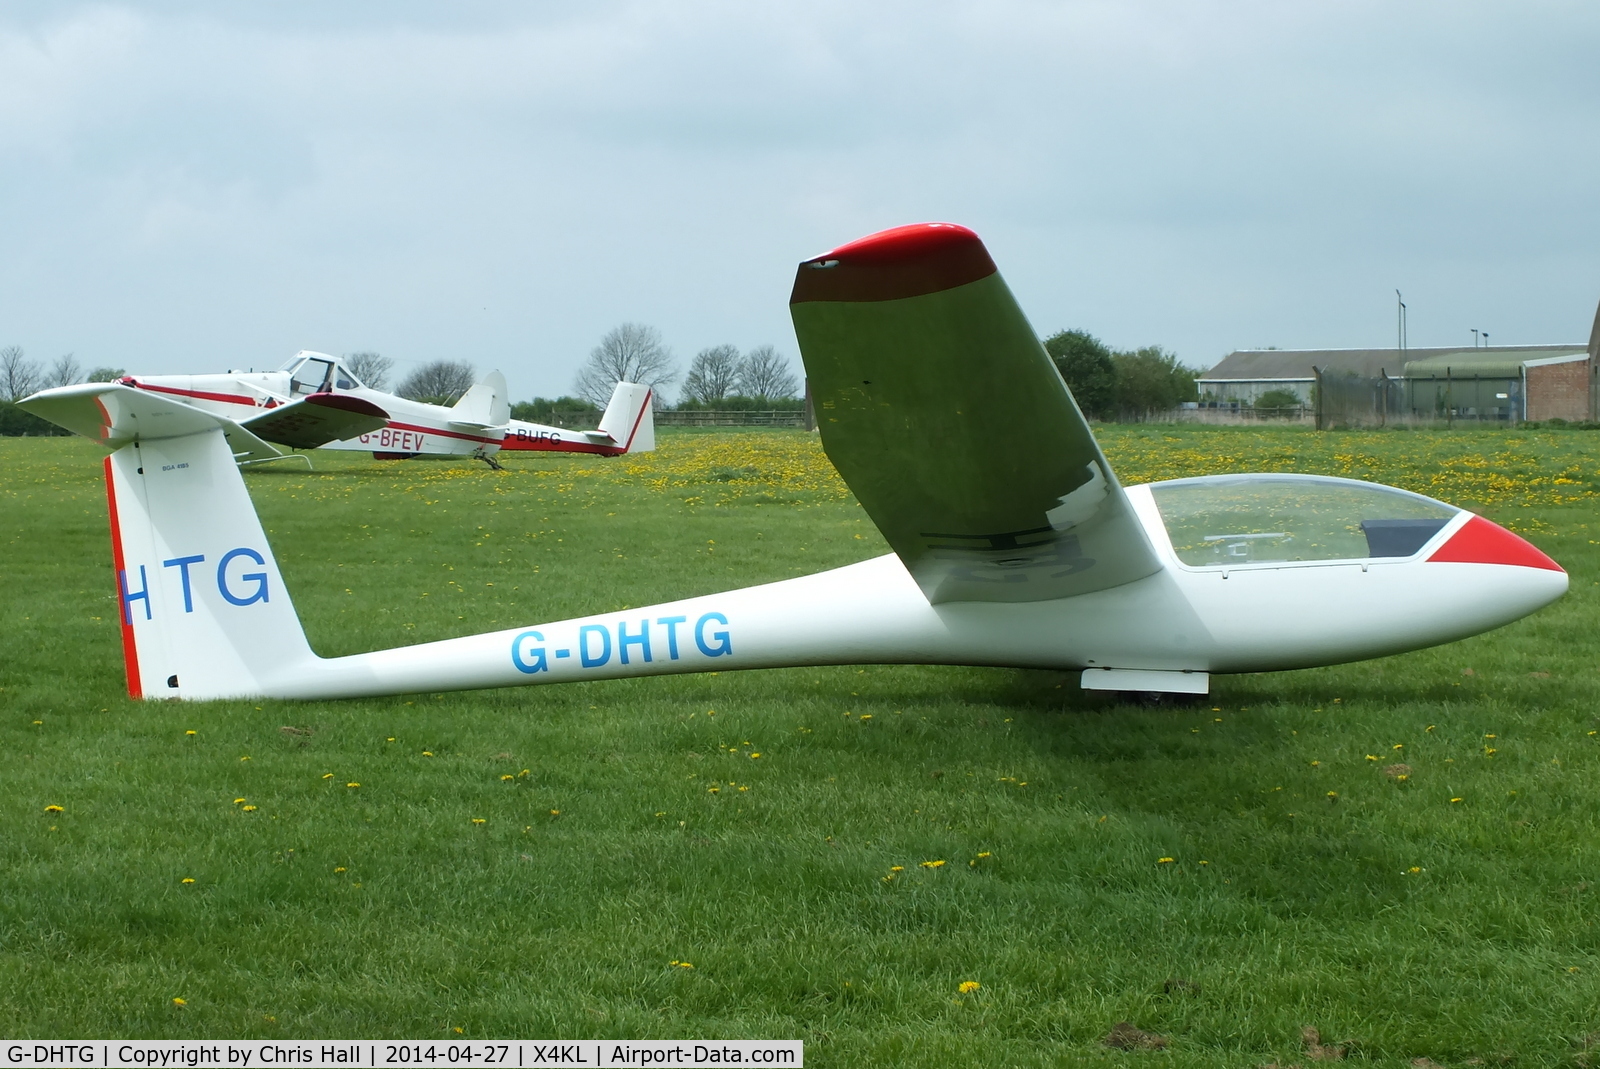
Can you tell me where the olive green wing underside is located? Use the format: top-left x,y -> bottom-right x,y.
791,272 -> 1163,604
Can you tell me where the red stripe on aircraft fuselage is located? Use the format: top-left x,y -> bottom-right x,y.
498,435 -> 623,455
103,455 -> 143,700
619,389 -> 651,451
129,381 -> 264,407
1428,514 -> 1563,572
380,420 -> 502,446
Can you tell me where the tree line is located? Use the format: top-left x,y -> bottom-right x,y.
1,322 -> 1201,437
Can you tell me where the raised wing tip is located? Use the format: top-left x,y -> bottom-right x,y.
790,222 -> 997,304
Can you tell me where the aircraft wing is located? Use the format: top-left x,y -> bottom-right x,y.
788,222 -> 1164,604
19,382 -> 285,462
239,393 -> 388,449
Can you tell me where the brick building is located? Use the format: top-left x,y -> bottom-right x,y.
1523,353 -> 1591,421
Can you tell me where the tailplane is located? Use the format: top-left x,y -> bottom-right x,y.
21,383 -> 317,699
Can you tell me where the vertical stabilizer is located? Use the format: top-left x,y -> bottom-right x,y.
106,428 -> 316,699
598,382 -> 654,453
451,370 -> 511,428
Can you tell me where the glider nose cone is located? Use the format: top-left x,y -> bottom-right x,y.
1429,513 -> 1568,612
790,222 -> 998,304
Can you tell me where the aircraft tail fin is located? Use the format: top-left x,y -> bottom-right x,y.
102,428 -> 316,699
597,381 -> 655,453
451,370 -> 511,428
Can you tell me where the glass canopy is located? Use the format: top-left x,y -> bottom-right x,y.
1149,474 -> 1459,566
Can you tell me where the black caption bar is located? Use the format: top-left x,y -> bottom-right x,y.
1,1043 -> 802,1069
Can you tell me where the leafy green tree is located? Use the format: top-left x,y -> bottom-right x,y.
1042,330 -> 1116,419
1111,346 -> 1197,415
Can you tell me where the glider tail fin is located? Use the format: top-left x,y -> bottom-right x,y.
105,428 -> 316,699
598,381 -> 655,453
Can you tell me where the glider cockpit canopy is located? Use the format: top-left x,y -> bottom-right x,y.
1149,473 -> 1461,567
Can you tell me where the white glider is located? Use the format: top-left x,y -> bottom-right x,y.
20,223 -> 1565,701
103,353 -> 654,466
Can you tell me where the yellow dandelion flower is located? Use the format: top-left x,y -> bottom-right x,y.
670,961 -> 693,969
549,809 -> 560,816
1365,754 -> 1378,761
1157,857 -> 1174,864
242,805 -> 257,812
1310,760 -> 1320,767
1484,733 -> 1497,739
958,981 -> 981,993
185,730 -> 196,736
1198,860 -> 1210,866
738,785 -> 749,792
1407,866 -> 1422,874
500,774 -> 514,781
977,851 -> 992,858
233,798 -> 245,804
1396,774 -> 1409,782
1426,725 -> 1436,732
172,998 -> 186,1007
346,782 -> 360,788
334,867 -> 347,873
43,805 -> 63,814
1326,791 -> 1339,799
1484,748 -> 1497,756
240,756 -> 250,761
749,752 -> 762,759
1392,743 -> 1404,750
32,720 -> 42,725
707,786 -> 720,793
181,878 -> 195,884
921,859 -> 946,868
422,751 -> 434,757
890,866 -> 904,872
471,818 -> 486,825
321,773 -> 334,780
519,769 -> 530,777
1450,797 -> 1463,803
386,737 -> 396,742
859,714 -> 872,721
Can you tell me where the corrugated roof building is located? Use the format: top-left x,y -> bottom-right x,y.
1199,344 -> 1590,422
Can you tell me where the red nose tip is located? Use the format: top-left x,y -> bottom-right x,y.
1428,515 -> 1563,572
790,222 -> 997,304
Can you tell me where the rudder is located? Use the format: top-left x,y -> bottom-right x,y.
106,428 -> 316,699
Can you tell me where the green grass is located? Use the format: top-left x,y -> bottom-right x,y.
2,426 -> 1599,1065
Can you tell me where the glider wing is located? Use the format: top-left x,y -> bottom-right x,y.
788,222 -> 1163,603
240,393 -> 389,450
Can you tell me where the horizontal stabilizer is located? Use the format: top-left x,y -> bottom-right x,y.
242,393 -> 388,449
20,382 -> 284,462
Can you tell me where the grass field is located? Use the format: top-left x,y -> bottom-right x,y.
2,425 -> 1599,1066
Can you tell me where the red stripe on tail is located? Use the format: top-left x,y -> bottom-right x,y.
103,455 -> 143,699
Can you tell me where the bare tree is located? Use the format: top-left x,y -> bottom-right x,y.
47,353 -> 82,389
0,346 -> 41,401
344,351 -> 393,390
397,360 -> 477,404
737,345 -> 799,399
679,344 -> 742,405
574,323 -> 677,407
84,366 -> 126,383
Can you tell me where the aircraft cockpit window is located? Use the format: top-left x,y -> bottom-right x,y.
333,364 -> 361,390
289,358 -> 335,396
1149,474 -> 1459,567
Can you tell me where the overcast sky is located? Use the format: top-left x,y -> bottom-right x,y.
3,1 -> 1598,398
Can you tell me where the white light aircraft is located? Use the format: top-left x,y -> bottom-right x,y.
109,353 -> 654,467
20,223 -> 1565,702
